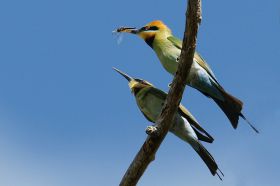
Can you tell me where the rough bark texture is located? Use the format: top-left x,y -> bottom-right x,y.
119,1 -> 202,185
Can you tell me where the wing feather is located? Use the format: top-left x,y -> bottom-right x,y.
141,86 -> 214,143
167,36 -> 223,90
179,104 -> 214,143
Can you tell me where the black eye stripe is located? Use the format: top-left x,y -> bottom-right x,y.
139,26 -> 148,31
140,26 -> 159,31
135,79 -> 149,85
149,26 -> 158,30
135,78 -> 144,82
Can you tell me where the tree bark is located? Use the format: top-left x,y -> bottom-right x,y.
119,0 -> 202,185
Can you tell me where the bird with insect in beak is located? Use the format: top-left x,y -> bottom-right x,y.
113,67 -> 224,179
115,20 -> 259,133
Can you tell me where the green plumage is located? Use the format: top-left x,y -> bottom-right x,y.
134,86 -> 213,143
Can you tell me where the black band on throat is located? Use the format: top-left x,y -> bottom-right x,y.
145,36 -> 155,48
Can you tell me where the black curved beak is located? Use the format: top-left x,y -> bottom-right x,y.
113,67 -> 133,82
115,27 -> 139,34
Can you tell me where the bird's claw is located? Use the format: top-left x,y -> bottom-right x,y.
146,126 -> 159,137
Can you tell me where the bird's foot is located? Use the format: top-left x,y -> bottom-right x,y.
146,125 -> 159,137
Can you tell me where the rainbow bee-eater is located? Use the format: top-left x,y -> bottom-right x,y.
113,67 -> 223,179
116,20 -> 258,133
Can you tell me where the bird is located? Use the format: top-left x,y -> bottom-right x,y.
115,20 -> 259,133
113,67 -> 223,179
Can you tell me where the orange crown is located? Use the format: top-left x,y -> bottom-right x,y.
145,20 -> 169,30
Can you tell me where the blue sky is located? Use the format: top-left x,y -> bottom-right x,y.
0,0 -> 279,185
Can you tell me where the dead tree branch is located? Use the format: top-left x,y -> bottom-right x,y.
119,0 -> 202,185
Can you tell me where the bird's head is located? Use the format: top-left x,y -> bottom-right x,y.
116,20 -> 171,47
113,67 -> 153,95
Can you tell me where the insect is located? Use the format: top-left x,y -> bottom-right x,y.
115,27 -> 136,33
112,27 -> 136,44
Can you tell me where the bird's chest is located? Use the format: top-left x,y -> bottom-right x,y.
152,41 -> 204,85
186,60 -> 209,86
153,41 -> 181,75
136,92 -> 164,122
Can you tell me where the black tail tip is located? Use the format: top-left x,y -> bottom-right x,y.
216,168 -> 224,181
240,113 -> 259,134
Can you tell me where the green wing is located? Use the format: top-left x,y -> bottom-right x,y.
167,36 -> 222,89
178,104 -> 214,143
138,87 -> 167,123
194,52 -> 223,89
167,36 -> 182,50
141,110 -> 154,123
147,86 -> 168,99
144,86 -> 214,143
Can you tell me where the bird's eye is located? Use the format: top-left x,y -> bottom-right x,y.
140,26 -> 149,31
135,78 -> 143,82
142,80 -> 150,85
139,26 -> 158,32
149,26 -> 158,30
135,79 -> 147,85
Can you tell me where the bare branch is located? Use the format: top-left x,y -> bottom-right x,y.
120,1 -> 202,185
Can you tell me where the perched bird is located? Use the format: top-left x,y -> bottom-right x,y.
115,20 -> 259,133
113,67 -> 223,179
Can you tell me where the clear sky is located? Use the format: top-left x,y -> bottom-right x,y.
0,0 -> 279,185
